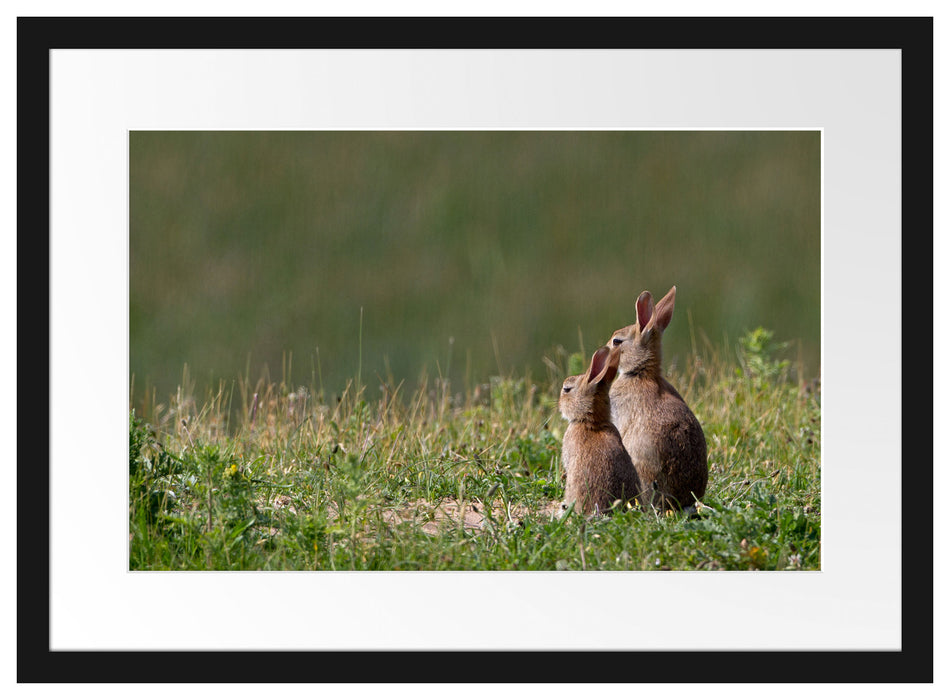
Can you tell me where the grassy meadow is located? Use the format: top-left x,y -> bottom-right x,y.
129,130 -> 821,570
130,328 -> 821,571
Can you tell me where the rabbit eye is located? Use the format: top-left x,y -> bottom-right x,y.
562,385 -> 571,394
611,337 -> 623,346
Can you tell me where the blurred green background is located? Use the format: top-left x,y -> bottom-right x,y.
129,130 -> 820,406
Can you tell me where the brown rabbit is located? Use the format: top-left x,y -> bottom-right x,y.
559,345 -> 643,515
608,286 -> 708,511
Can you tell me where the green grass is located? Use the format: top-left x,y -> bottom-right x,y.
129,328 -> 821,571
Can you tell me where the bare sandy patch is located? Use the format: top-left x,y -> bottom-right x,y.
267,493 -> 564,536
377,498 -> 564,535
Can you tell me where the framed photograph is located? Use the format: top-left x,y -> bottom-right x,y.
21,15 -> 931,684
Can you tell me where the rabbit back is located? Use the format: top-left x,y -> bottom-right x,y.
611,374 -> 707,510
562,422 -> 642,515
559,345 -> 642,515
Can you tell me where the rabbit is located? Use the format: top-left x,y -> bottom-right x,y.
607,286 -> 708,511
559,344 -> 643,516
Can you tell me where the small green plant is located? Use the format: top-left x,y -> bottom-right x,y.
737,327 -> 791,387
567,352 -> 587,376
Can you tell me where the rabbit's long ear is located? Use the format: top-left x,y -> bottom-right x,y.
636,291 -> 654,329
586,346 -> 612,384
650,286 -> 676,332
587,346 -> 619,385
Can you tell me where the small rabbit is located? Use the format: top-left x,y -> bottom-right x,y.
608,286 -> 708,511
559,345 -> 643,516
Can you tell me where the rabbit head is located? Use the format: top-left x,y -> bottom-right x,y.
559,345 -> 621,424
608,286 -> 677,378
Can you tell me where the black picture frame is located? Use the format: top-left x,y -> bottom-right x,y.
19,15 -> 932,684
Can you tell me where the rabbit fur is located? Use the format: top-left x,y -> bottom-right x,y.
560,345 -> 643,515
608,286 -> 708,511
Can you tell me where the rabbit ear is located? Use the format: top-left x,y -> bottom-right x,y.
636,291 -> 654,329
586,346 -> 613,385
651,285 -> 676,332
587,346 -> 619,386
